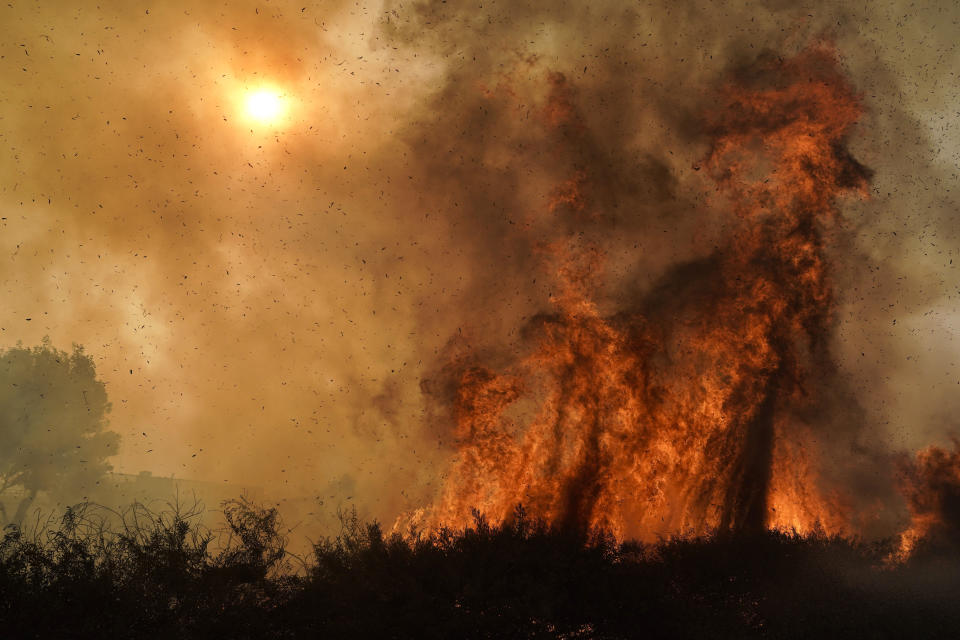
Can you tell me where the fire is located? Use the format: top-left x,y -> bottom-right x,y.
419,46 -> 872,540
894,443 -> 960,560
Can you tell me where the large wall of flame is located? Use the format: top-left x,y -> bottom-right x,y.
1,0 -> 958,534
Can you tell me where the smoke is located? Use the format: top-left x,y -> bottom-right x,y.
1,0 -> 957,534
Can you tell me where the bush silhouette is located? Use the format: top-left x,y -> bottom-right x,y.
2,500 -> 960,639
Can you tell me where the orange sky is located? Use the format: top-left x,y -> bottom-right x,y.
2,0 -> 958,527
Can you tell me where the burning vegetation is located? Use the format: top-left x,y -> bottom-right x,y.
896,442 -> 960,560
420,47 -> 884,542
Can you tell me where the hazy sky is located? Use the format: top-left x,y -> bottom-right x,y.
2,0 -> 958,525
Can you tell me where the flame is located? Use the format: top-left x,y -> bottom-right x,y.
419,46 -> 872,540
893,443 -> 960,560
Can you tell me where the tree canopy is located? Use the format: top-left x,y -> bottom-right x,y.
0,340 -> 120,523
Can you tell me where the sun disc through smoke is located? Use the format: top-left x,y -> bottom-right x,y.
244,89 -> 286,125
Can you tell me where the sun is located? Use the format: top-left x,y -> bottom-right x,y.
244,89 -> 286,125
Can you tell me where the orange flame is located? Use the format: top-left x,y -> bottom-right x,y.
421,46 -> 871,540
893,443 -> 960,560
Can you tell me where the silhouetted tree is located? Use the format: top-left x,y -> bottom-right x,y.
0,339 -> 120,523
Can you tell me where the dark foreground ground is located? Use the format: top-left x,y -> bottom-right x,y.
1,500 -> 958,639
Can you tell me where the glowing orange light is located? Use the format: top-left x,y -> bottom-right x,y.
244,89 -> 285,125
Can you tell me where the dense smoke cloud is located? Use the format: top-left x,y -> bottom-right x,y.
1,0 -> 957,533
